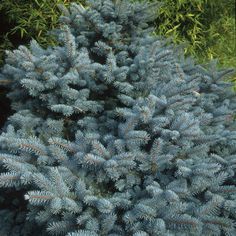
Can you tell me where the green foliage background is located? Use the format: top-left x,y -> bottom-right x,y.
151,0 -> 235,69
0,0 -> 86,65
0,0 -> 235,68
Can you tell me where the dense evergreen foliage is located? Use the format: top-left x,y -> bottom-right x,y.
0,0 -> 236,235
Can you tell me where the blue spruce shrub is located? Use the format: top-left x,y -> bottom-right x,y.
0,0 -> 236,235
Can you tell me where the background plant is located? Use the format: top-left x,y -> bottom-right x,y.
0,0 -> 86,66
0,0 -> 235,66
0,0 -> 235,68
148,0 -> 235,69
